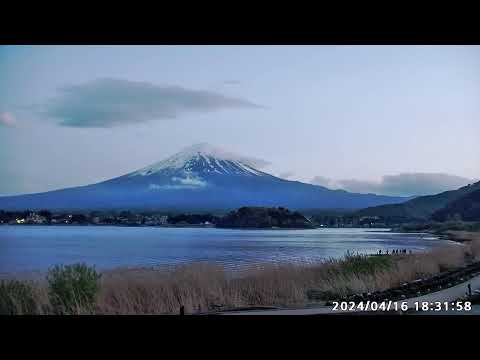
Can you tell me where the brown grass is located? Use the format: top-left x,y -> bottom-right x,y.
447,231 -> 480,260
471,239 -> 480,260
93,244 -> 469,314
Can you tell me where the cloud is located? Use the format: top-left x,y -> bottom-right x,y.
43,78 -> 264,128
238,157 -> 271,169
0,112 -> 17,127
310,176 -> 335,188
310,173 -> 475,197
182,143 -> 271,169
279,171 -> 295,179
148,175 -> 208,190
171,176 -> 207,187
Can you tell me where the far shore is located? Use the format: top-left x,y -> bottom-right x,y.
1,222 -> 389,231
5,223 -> 470,241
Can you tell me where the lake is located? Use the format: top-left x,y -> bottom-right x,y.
0,226 -> 458,274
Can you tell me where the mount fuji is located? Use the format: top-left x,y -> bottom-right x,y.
0,143 -> 408,212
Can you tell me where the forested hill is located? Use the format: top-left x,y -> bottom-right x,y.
431,189 -> 480,222
216,206 -> 315,229
354,181 -> 480,220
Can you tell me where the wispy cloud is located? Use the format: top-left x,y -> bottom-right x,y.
172,176 -> 207,187
238,156 -> 271,169
148,175 -> 208,190
278,171 -> 295,179
310,173 -> 475,197
310,175 -> 334,188
43,78 -> 264,128
0,112 -> 17,127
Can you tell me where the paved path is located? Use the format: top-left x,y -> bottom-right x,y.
402,273 -> 480,307
216,274 -> 480,315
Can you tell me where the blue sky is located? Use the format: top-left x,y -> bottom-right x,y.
1,45 -> 479,196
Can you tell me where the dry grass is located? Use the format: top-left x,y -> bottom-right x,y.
471,239 -> 480,260
447,231 -> 480,260
2,233 -> 478,315
93,244 -> 469,314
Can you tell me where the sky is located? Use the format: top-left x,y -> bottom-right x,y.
1,45 -> 479,197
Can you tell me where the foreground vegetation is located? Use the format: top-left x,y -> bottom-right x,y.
1,232 -> 479,315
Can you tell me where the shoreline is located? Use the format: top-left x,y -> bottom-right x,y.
396,228 -> 475,245
0,224 -> 318,230
1,223 -> 394,231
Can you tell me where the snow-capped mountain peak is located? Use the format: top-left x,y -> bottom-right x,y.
0,142 -> 409,212
130,143 -> 268,177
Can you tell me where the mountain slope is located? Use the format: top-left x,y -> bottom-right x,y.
0,143 -> 408,212
431,189 -> 480,222
355,181 -> 480,220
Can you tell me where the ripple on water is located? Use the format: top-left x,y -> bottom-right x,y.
0,226 -> 456,274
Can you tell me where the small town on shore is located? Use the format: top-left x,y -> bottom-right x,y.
0,208 -> 391,228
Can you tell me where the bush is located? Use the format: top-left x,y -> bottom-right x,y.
339,252 -> 393,276
47,263 -> 101,314
0,280 -> 37,315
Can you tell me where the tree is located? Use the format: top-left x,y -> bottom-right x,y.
71,214 -> 88,224
38,210 -> 52,222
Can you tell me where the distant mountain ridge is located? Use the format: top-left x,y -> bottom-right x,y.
431,189 -> 480,222
355,181 -> 480,220
0,143 -> 408,212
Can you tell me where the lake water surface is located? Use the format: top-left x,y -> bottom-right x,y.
0,226 -> 458,274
